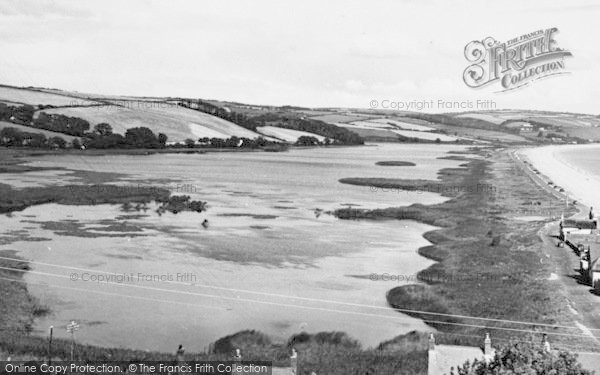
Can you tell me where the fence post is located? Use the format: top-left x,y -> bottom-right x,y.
176,345 -> 186,375
48,326 -> 53,366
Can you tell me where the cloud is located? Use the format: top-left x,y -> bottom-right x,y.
0,0 -> 598,114
0,0 -> 90,18
345,80 -> 366,91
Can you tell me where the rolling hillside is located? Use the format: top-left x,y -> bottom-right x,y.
4,84 -> 599,146
327,117 -> 458,142
35,101 -> 266,143
0,85 -> 98,106
453,110 -> 600,142
256,126 -> 326,142
0,85 -> 276,143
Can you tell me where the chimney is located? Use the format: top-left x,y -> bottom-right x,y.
290,348 -> 298,375
176,344 -> 185,363
232,348 -> 242,375
427,334 -> 437,375
484,333 -> 492,361
542,334 -> 551,352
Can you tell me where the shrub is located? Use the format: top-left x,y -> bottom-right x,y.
453,339 -> 594,374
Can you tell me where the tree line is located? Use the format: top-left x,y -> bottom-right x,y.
0,101 -> 358,150
0,102 -> 172,149
0,103 -> 89,136
178,99 -> 364,145
177,99 -> 260,131
251,113 -> 363,145
0,126 -> 68,148
180,136 -> 283,149
0,122 -> 168,150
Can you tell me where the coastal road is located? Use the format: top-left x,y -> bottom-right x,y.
538,221 -> 600,344
511,149 -> 600,344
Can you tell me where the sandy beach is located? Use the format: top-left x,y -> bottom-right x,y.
520,144 -> 600,211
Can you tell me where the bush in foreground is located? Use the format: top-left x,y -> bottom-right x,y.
452,340 -> 594,375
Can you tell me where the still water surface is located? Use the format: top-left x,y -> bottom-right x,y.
0,144 -> 468,351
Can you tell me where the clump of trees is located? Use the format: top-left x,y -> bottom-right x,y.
175,136 -> 282,149
122,195 -> 207,215
83,123 -> 168,149
33,112 -> 90,136
124,127 -> 163,148
94,122 -> 112,136
295,135 -> 320,146
83,122 -> 123,148
84,133 -> 125,149
0,103 -> 36,124
155,195 -> 207,215
0,127 -> 68,148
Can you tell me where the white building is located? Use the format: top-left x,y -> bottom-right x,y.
427,333 -> 600,373
427,333 -> 494,375
589,258 -> 600,290
560,217 -> 598,240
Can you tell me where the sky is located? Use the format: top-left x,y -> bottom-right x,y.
0,0 -> 599,113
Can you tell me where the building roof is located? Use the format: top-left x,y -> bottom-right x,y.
590,257 -> 600,272
428,346 -> 600,374
563,219 -> 597,230
577,352 -> 600,372
272,368 -> 294,375
428,345 -> 485,375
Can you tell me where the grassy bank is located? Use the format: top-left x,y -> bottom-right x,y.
0,184 -> 171,213
375,161 -> 416,166
335,150 -> 585,349
0,250 -> 48,335
211,330 -> 427,374
0,148 -> 211,214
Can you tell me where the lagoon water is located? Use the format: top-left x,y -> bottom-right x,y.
1,144 -> 468,351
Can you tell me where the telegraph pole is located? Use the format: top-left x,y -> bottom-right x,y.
48,326 -> 53,366
67,321 -> 80,361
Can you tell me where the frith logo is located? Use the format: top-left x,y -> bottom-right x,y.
463,28 -> 572,91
